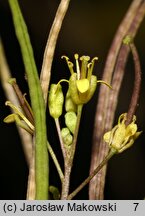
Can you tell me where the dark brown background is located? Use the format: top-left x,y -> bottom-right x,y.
0,0 -> 145,199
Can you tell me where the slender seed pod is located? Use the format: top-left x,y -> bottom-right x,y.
61,127 -> 73,146
65,111 -> 77,134
48,84 -> 64,119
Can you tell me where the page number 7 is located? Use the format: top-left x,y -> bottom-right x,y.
133,203 -> 139,211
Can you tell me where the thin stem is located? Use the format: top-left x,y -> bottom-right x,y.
47,141 -> 64,183
61,161 -> 72,200
70,105 -> 83,163
89,0 -> 145,200
55,118 -> 66,158
40,0 -> 71,105
8,0 -> 48,199
61,105 -> 83,199
125,42 -> 141,125
67,148 -> 116,200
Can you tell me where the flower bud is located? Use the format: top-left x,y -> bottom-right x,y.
61,127 -> 73,146
65,111 -> 77,134
48,84 -> 64,119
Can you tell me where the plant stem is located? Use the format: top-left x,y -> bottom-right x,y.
47,141 -> 64,183
55,118 -> 66,159
69,105 -> 83,163
67,148 -> 116,200
61,160 -> 72,200
125,42 -> 141,126
61,105 -> 83,199
8,0 -> 49,199
40,0 -> 71,105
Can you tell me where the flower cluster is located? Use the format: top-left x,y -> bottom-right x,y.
48,54 -> 111,147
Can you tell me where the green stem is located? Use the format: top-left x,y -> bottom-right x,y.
67,148 -> 116,200
8,0 -> 48,199
61,105 -> 83,199
47,142 -> 64,183
55,118 -> 66,158
70,105 -> 83,162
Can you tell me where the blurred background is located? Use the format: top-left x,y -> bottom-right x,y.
0,0 -> 145,199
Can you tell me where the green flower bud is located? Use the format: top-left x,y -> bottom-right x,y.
65,88 -> 77,112
65,111 -> 77,134
48,84 -> 64,119
61,127 -> 73,146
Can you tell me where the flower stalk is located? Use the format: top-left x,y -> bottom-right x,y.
123,36 -> 142,126
67,148 -> 117,200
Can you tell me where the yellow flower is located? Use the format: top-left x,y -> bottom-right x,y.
62,54 -> 111,105
103,113 -> 142,153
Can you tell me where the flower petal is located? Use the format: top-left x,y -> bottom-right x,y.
126,123 -> 137,137
103,131 -> 112,143
76,79 -> 89,93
